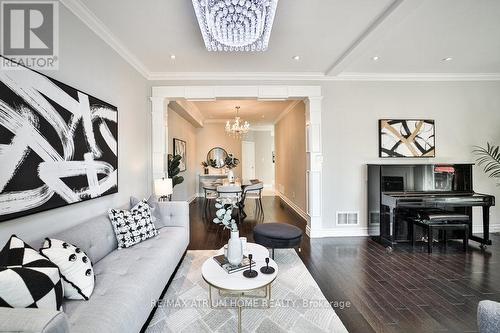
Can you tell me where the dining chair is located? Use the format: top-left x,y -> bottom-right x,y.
217,184 -> 243,223
201,182 -> 218,216
242,181 -> 264,219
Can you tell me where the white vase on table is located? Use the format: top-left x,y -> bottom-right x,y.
227,230 -> 243,266
227,169 -> 235,183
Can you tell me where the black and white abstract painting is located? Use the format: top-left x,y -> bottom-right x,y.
379,119 -> 435,158
173,138 -> 186,172
0,57 -> 118,222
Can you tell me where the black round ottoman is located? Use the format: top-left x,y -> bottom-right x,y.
253,223 -> 303,259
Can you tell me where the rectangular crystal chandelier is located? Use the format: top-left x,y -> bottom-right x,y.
192,0 -> 279,52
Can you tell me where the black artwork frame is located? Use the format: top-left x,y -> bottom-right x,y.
0,56 -> 118,222
173,138 -> 187,172
379,119 -> 436,158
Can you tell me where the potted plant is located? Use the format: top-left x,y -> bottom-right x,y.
212,198 -> 242,265
473,142 -> 500,185
201,161 -> 209,175
167,154 -> 184,195
224,154 -> 240,183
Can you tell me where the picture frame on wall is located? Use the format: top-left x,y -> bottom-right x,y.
379,119 -> 435,158
0,56 -> 118,223
173,138 -> 187,172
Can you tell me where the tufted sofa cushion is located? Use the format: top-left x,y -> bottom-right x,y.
61,226 -> 188,333
50,214 -> 118,265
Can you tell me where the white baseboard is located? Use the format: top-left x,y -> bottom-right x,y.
306,225 -> 372,238
187,193 -> 198,204
306,224 -> 500,238
276,192 -> 309,222
473,224 -> 500,234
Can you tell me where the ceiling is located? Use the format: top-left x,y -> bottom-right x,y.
193,100 -> 296,125
65,0 -> 500,80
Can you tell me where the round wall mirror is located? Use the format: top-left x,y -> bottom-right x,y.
207,147 -> 228,169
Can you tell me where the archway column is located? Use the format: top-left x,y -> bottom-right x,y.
305,96 -> 323,237
150,86 -> 323,237
150,97 -> 169,181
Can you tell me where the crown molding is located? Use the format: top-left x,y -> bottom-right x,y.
336,72 -> 500,81
274,100 -> 302,124
148,71 -> 500,82
147,71 -> 327,81
60,0 -> 150,78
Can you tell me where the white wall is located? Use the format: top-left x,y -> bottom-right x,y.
0,6 -> 150,245
244,130 -> 275,186
275,102 -> 307,212
322,81 -> 500,233
167,108 -> 198,201
195,123 -> 243,177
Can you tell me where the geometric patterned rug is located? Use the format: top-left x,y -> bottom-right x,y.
146,249 -> 348,333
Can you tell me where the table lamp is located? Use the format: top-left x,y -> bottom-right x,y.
154,177 -> 173,201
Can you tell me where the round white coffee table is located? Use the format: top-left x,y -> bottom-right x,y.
202,243 -> 278,333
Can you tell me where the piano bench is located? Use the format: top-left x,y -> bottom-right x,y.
409,219 -> 469,254
415,209 -> 470,223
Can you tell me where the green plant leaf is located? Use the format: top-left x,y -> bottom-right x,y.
473,143 -> 500,179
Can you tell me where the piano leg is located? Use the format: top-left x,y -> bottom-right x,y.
469,206 -> 493,248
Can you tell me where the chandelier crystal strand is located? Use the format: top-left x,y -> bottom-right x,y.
193,0 -> 278,52
225,106 -> 250,138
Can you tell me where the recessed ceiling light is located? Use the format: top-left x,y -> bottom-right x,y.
292,55 -> 300,61
372,56 -> 379,61
442,57 -> 453,62
170,54 -> 176,60
261,115 -> 265,118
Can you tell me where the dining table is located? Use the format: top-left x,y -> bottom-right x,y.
206,178 -> 261,220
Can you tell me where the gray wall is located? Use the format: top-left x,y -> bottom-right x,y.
0,6 -> 150,245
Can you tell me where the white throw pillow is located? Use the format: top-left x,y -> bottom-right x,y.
40,239 -> 94,300
0,235 -> 63,309
109,200 -> 158,249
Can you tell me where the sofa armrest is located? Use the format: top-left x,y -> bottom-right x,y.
0,308 -> 69,333
156,201 -> 190,228
478,300 -> 500,333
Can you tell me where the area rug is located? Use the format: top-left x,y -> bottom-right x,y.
146,249 -> 348,333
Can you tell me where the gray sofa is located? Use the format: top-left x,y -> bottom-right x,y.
0,201 -> 189,333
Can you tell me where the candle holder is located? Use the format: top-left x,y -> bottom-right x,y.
243,254 -> 258,278
260,257 -> 275,274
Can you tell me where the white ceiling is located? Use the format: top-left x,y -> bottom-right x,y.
66,0 -> 500,80
194,100 -> 295,125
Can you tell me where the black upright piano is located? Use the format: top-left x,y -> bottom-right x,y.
367,164 -> 495,249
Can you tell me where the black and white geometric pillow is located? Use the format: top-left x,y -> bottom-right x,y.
40,239 -> 95,300
108,200 -> 158,249
0,235 -> 63,310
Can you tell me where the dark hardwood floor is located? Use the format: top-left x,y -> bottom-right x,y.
188,196 -> 500,333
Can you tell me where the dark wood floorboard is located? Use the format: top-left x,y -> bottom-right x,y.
188,196 -> 500,333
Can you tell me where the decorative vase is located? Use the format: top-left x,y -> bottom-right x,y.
227,169 -> 235,183
227,230 -> 243,266
204,167 -> 209,175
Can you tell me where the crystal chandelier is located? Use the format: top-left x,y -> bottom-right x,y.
225,106 -> 250,137
192,0 -> 279,52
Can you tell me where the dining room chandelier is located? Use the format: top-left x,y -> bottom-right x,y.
192,0 -> 279,52
225,106 -> 250,137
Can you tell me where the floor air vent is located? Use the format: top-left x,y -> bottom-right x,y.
336,212 -> 359,225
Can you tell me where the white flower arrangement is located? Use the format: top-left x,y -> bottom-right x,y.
212,198 -> 238,232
